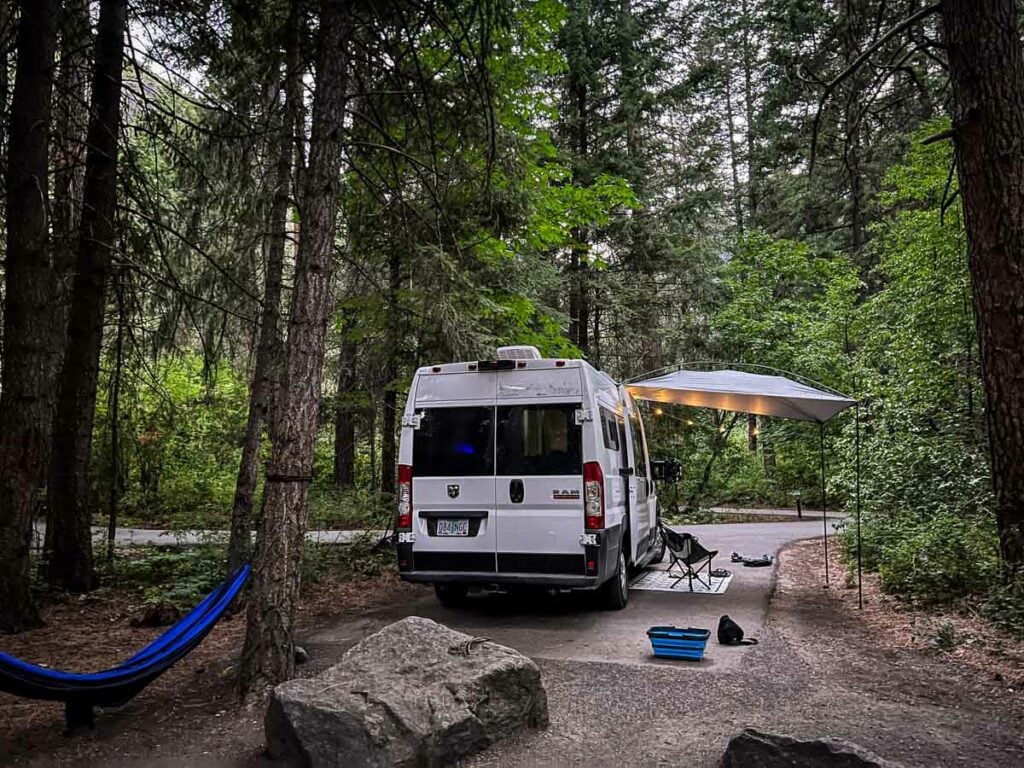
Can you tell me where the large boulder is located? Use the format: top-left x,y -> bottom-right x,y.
720,729 -> 903,768
266,616 -> 548,767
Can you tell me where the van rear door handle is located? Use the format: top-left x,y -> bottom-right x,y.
509,479 -> 524,504
619,467 -> 634,476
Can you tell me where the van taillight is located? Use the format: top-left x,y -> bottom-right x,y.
397,464 -> 413,529
583,461 -> 604,530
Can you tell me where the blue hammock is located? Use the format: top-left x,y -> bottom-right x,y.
0,565 -> 249,733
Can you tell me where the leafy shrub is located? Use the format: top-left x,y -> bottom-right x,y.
308,485 -> 394,530
982,576 -> 1024,638
96,352 -> 249,529
873,510 -> 999,603
117,544 -> 226,608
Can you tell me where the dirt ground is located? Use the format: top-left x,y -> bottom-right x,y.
0,572 -> 425,767
3,539 -> 1024,767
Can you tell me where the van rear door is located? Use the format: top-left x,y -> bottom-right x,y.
494,369 -> 585,575
410,376 -> 497,574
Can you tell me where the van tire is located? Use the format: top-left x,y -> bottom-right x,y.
434,584 -> 469,608
599,548 -> 629,610
649,527 -> 666,564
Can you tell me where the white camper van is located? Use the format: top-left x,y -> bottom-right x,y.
395,346 -> 664,609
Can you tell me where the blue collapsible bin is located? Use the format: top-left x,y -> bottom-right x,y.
646,626 -> 711,661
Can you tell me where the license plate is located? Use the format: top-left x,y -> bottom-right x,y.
436,519 -> 470,537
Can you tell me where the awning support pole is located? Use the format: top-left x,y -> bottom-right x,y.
856,400 -> 863,609
819,421 -> 829,587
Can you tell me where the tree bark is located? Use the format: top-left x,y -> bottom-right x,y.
0,0 -> 59,631
941,0 -> 1024,570
724,74 -> 744,235
332,317 -> 357,488
0,0 -> 14,167
685,412 -> 742,511
741,0 -> 758,224
380,251 -> 401,495
45,0 -> 128,593
106,271 -> 126,565
52,0 -> 91,318
239,0 -> 350,694
567,41 -> 590,356
842,0 -> 866,257
226,15 -> 299,574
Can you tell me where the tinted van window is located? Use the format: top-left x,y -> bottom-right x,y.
630,411 -> 648,477
497,404 -> 582,476
413,407 -> 494,476
600,407 -> 620,451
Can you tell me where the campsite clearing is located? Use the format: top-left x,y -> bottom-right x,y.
2,522 -> 1022,767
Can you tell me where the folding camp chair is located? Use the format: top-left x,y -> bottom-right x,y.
661,526 -> 718,591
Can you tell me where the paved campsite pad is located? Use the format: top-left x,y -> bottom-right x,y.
302,521 -> 826,671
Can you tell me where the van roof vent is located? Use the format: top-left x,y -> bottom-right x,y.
496,345 -> 542,361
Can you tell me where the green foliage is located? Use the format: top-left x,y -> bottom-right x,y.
715,231 -> 858,388
117,544 -> 226,608
302,536 -> 395,585
833,121 -> 1000,610
982,577 -> 1024,638
308,486 -> 394,531
94,352 -> 248,529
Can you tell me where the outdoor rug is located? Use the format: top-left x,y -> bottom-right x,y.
629,569 -> 733,594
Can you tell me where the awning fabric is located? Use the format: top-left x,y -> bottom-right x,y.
627,369 -> 856,423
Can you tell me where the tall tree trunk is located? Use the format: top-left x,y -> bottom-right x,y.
568,47 -> 590,356
0,0 -> 60,631
0,0 -> 13,167
941,0 -> 1024,570
380,252 -> 401,495
746,413 -> 757,451
240,0 -> 350,694
368,404 -> 378,493
226,19 -> 299,574
106,270 -> 125,564
333,315 -> 356,488
52,0 -> 91,319
0,0 -> 59,626
741,0 -> 757,224
724,75 -> 744,235
685,412 -> 742,511
843,0 -> 866,257
45,0 -> 127,593
761,417 -> 776,477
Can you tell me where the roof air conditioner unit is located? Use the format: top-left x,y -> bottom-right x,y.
496,345 -> 542,361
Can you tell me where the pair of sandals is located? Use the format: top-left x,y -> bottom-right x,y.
730,551 -> 774,567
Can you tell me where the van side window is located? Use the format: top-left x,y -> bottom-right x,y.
497,404 -> 582,476
600,408 -> 619,451
629,411 -> 648,477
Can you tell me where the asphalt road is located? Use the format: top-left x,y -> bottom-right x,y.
32,512 -> 842,548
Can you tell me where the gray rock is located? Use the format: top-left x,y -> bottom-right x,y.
266,616 -> 548,767
720,729 -> 903,768
294,645 -> 309,665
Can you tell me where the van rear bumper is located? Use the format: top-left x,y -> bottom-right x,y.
401,571 -> 604,589
397,524 -> 623,589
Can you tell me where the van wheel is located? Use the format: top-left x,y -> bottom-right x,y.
599,548 -> 629,610
434,584 -> 469,608
649,528 -> 666,564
